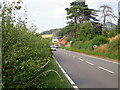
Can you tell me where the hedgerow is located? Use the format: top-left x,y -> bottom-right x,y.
1,1 -> 60,88
92,35 -> 109,46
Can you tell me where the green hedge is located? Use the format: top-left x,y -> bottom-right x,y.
108,38 -> 119,53
72,40 -> 92,50
2,25 -> 53,88
92,35 -> 109,46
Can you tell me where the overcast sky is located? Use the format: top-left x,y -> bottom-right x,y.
3,0 -> 120,33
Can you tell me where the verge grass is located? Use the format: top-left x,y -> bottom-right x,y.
61,47 -> 119,61
38,58 -> 72,88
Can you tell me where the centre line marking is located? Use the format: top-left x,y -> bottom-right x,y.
86,61 -> 94,66
98,67 -> 115,74
79,58 -> 83,61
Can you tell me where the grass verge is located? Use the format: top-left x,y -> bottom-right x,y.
61,47 -> 119,62
37,58 -> 72,88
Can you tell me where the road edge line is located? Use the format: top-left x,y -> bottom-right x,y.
52,56 -> 79,89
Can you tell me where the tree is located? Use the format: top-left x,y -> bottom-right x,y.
99,5 -> 117,31
65,1 -> 97,39
66,1 -> 97,24
76,23 -> 96,41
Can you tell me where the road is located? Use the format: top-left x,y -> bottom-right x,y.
53,48 -> 119,88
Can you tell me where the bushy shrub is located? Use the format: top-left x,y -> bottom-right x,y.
72,41 -> 83,49
108,38 -> 120,53
92,35 -> 109,46
76,23 -> 96,41
2,26 -> 53,88
108,29 -> 117,38
72,40 -> 92,50
2,2 -> 53,88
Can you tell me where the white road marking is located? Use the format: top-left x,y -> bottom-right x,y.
65,74 -> 75,85
86,61 -> 94,66
98,67 -> 115,74
73,85 -> 79,89
78,58 -> 84,61
53,56 -> 77,86
61,68 -> 66,74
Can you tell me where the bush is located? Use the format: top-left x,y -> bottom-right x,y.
108,29 -> 117,38
92,35 -> 109,46
76,23 -> 95,41
108,38 -> 120,53
2,2 -> 53,88
2,26 -> 53,88
72,40 -> 92,50
72,41 -> 83,49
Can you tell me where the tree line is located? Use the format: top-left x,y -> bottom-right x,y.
59,1 -> 119,41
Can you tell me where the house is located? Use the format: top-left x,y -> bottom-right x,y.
59,36 -> 67,46
52,37 -> 59,43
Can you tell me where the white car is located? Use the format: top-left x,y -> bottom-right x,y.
50,45 -> 56,51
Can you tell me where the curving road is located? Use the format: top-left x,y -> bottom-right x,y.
53,48 -> 119,89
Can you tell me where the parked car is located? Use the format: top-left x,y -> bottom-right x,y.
54,45 -> 59,48
50,45 -> 56,51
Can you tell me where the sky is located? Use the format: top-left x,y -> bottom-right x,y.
1,0 -> 120,33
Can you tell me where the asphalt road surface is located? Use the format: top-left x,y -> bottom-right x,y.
53,48 -> 119,88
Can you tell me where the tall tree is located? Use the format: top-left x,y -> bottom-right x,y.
117,12 -> 120,34
99,5 -> 117,31
65,1 -> 97,24
65,1 -> 97,38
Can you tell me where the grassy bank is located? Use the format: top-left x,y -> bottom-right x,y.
40,58 -> 72,88
61,47 -> 119,61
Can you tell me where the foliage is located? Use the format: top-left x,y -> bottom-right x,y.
2,1 -> 70,88
108,38 -> 119,53
64,1 -> 97,38
65,1 -> 97,24
72,40 -> 92,50
59,24 -> 75,38
116,12 -> 120,34
76,23 -> 96,41
107,29 -> 117,38
92,35 -> 109,46
66,36 -> 73,42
